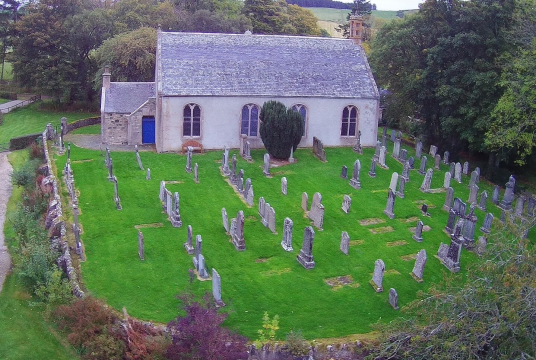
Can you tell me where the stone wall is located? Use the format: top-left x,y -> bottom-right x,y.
127,98 -> 156,145
102,113 -> 129,145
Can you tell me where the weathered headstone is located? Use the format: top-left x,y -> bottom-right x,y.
138,230 -> 144,260
445,208 -> 457,234
194,163 -> 199,183
281,217 -> 294,252
340,231 -> 350,255
401,161 -> 410,183
443,187 -> 454,211
397,177 -> 406,198
462,161 -> 469,175
113,176 -> 122,210
312,136 -> 327,162
443,172 -> 451,189
500,175 -> 516,210
146,168 -> 151,180
399,149 -> 408,162
185,146 -> 193,173
462,205 -> 478,248
412,220 -> 424,242
301,192 -> 308,212
308,192 -> 324,230
390,129 -> 396,142
443,151 -> 450,165
382,133 -> 387,148
370,259 -> 385,292
454,162 -> 462,183
468,184 -> 479,204
267,206 -> 276,233
418,156 -> 427,176
342,194 -> 352,213
135,145 -> 144,170
242,140 -> 252,161
353,130 -> 363,154
108,157 -> 114,181
415,140 -> 422,159
368,159 -> 377,178
429,145 -> 438,157
449,162 -> 455,178
492,185 -> 500,205
389,172 -> 399,193
246,182 -> 254,206
480,213 -> 494,234
420,168 -> 433,193
349,160 -> 361,189
438,219 -> 464,272
468,170 -> 479,188
197,253 -> 209,279
527,196 -> 536,217
383,189 -> 396,219
434,154 -> 441,170
222,147 -> 230,176
408,156 -> 415,169
159,180 -> 165,202
340,166 -> 348,179
212,269 -> 224,307
184,225 -> 194,254
232,211 -> 246,251
411,249 -> 427,282
296,226 -> 315,269
193,234 -> 202,269
222,208 -> 229,234
421,203 -> 429,216
478,190 -> 488,211
373,140 -> 381,161
515,196 -> 526,217
281,177 -> 287,195
378,146 -> 388,169
392,137 -> 401,159
170,192 -> 183,227
389,288 -> 399,310
230,155 -> 238,184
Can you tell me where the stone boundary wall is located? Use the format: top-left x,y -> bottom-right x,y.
65,117 -> 100,134
41,129 -> 84,298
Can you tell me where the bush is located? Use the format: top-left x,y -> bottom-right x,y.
259,100 -> 303,160
16,238 -> 57,292
29,141 -> 44,160
285,330 -> 309,356
11,158 -> 40,188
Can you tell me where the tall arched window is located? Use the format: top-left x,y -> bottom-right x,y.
341,105 -> 358,136
183,103 -> 201,137
241,104 -> 260,137
291,104 -> 307,136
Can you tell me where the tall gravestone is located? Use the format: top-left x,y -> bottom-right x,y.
246,184 -> 254,206
408,156 -> 415,169
184,225 -> 194,254
194,163 -> 199,183
340,231 -> 350,255
434,154 -> 441,170
342,194 -> 352,213
138,230 -> 144,260
373,141 -> 381,161
340,166 -> 348,179
281,217 -> 294,251
444,172 -> 451,189
437,219 -> 464,272
515,196 -> 526,217
392,137 -> 401,159
349,159 -> 361,189
401,161 -> 410,183
462,205 -> 478,248
418,156 -> 427,176
170,192 -> 183,227
383,189 -> 396,219
468,170 -> 479,188
232,211 -> 246,251
113,176 -> 122,210
500,175 -> 516,210
212,269 -> 225,307
415,140 -> 422,159
281,177 -> 287,195
368,159 -> 377,178
263,153 -> 271,176
379,146 -> 388,169
389,172 -> 399,193
478,191 -> 488,211
135,145 -> 144,170
412,220 -> 424,242
480,213 -> 494,234
397,177 -> 406,198
527,197 -> 536,217
389,288 -> 399,310
445,208 -> 457,234
146,168 -> 151,180
297,226 -> 316,269
443,187 -> 454,211
222,208 -> 229,234
301,192 -> 308,212
420,168 -> 433,193
492,185 -> 500,205
468,185 -> 479,204
429,145 -> 438,157
443,151 -> 450,164
222,147 -> 230,176
185,146 -> 193,173
411,249 -> 427,282
370,259 -> 385,292
449,162 -> 455,178
312,136 -> 327,162
353,130 -> 363,154
308,192 -> 324,230
454,162 -> 462,183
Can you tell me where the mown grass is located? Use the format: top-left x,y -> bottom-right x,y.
306,8 -> 399,23
0,150 -> 78,360
1,61 -> 13,81
0,103 -> 97,144
53,137 -> 524,340
69,124 -> 101,135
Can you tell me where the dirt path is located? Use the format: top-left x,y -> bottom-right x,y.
0,151 -> 13,294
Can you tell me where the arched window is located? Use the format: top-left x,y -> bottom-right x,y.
341,105 -> 358,136
183,104 -> 201,137
241,104 -> 259,137
291,104 -> 307,136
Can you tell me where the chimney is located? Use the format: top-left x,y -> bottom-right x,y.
102,65 -> 111,90
349,15 -> 363,46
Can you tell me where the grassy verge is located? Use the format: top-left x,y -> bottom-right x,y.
52,137 -> 522,340
0,150 -> 78,360
69,124 -> 101,135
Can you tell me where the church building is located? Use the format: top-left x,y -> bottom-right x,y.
100,17 -> 380,153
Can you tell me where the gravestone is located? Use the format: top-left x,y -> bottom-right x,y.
301,192 -> 308,212
230,155 -> 238,184
263,153 -> 271,176
438,219 -> 464,272
415,140 -> 422,159
468,170 -> 479,188
262,202 -> 272,227
222,208 -> 229,234
370,259 -> 385,292
297,226 -> 316,269
527,197 -> 536,217
443,187 -> 454,211
184,225 -> 194,254
185,146 -> 193,173
382,133 -> 387,148
237,172 -> 244,192
146,168 -> 151,180
421,203 -> 429,216
411,249 -> 427,282
444,172 -> 451,189
342,194 -> 352,213
429,145 -> 438,157
138,230 -> 144,260
478,191 -> 488,211
281,177 -> 287,195
194,163 -> 199,183
170,192 -> 183,227
492,185 -> 500,205
480,213 -> 494,234
242,140 -> 252,161
340,166 -> 348,179
401,161 -> 410,183
462,162 -> 469,175
383,189 -> 396,219
258,196 -> 266,222
389,172 -> 399,193
159,181 -> 166,202
349,160 -> 361,189
420,168 -> 433,193
312,136 -> 327,162
390,129 -> 396,142
232,211 -> 246,251
468,185 -> 479,204
197,253 -> 209,279
281,218 -> 294,252
222,147 -> 230,176
399,149 -> 408,162
340,231 -> 350,255
449,162 -> 455,178
135,145 -> 144,170
500,175 -> 516,210
462,205 -> 478,248
353,130 -> 363,154
212,269 -> 224,307
389,288 -> 399,310
308,192 -> 324,230
515,196 -> 526,217
392,137 -> 401,159
368,159 -> 377,178
193,234 -> 202,270
289,146 -> 294,163
443,151 -> 450,165
373,140 -> 381,161
412,220 -> 424,242
108,158 -> 114,181
113,176 -> 122,210
475,236 -> 487,256
408,156 -> 415,169
445,208 -> 457,234
434,154 -> 441,170
267,206 -> 276,233
397,177 -> 406,198
378,146 -> 388,169
246,183 -> 254,206
454,162 -> 462,183
418,156 -> 427,176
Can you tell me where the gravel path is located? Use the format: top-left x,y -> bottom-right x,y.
0,151 -> 13,294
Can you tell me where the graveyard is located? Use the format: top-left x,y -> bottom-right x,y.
55,133 -> 535,340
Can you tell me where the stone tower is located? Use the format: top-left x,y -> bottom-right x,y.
349,15 -> 364,45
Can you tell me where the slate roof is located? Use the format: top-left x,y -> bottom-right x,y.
159,32 -> 379,99
104,82 -> 155,113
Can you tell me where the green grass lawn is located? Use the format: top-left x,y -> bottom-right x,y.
69,124 -> 101,135
306,8 -> 399,23
0,104 -> 97,143
0,150 -> 79,360
53,138 -> 524,340
1,61 -> 13,81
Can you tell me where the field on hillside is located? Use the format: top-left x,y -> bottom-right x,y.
307,8 -> 399,22
52,137 -> 529,340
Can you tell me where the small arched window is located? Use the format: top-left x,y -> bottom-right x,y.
291,104 -> 307,136
341,105 -> 358,137
241,104 -> 260,137
183,103 -> 201,137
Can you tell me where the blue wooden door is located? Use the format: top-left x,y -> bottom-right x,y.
142,117 -> 155,144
